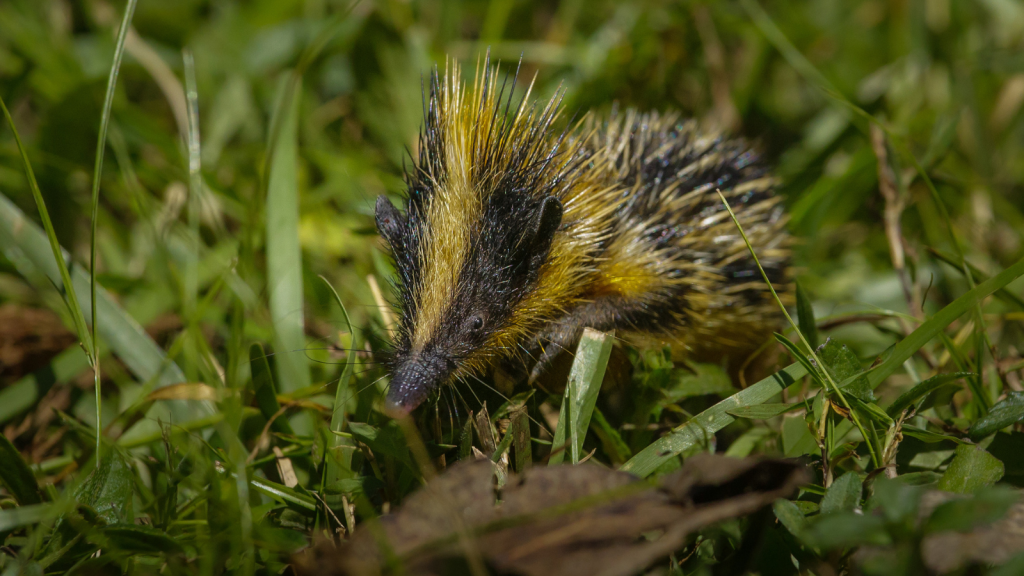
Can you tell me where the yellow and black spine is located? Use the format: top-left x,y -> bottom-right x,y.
375,60 -> 789,414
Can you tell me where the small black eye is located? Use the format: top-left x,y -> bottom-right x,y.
469,315 -> 484,331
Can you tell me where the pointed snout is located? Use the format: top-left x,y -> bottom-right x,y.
384,353 -> 450,418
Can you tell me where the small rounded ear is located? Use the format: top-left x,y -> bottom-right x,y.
528,196 -> 563,275
375,195 -> 404,244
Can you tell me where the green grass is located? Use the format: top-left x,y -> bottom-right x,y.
3,0 -> 1024,574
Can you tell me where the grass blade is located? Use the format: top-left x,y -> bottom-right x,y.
0,194 -> 182,388
969,392 -> 1024,441
0,193 -> 213,431
0,503 -> 62,532
249,343 -> 294,435
624,253 -> 1024,476
742,0 -> 998,405
929,248 -> 1024,311
718,190 -> 880,467
89,0 -> 138,459
795,280 -> 819,350
621,363 -> 807,476
866,255 -> 1024,389
0,99 -> 92,359
886,372 -> 972,418
265,78 -> 310,397
319,276 -> 358,485
549,328 -> 613,465
250,476 -> 317,512
0,434 -> 42,505
727,402 -> 805,420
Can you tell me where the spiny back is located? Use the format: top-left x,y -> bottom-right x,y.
378,60 -> 616,394
376,60 -> 789,413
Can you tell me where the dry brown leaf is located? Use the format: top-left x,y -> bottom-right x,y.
293,454 -> 807,576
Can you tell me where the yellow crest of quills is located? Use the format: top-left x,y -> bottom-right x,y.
376,57 -> 791,415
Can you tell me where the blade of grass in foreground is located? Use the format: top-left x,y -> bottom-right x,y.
0,98 -> 92,360
320,276 -> 358,486
621,363 -> 808,477
717,190 -> 880,467
265,78 -> 310,400
866,255 -> 1024,389
622,254 -> 1024,477
89,0 -> 138,458
549,328 -> 614,465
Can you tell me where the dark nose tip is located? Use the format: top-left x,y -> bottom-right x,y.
384,358 -> 439,417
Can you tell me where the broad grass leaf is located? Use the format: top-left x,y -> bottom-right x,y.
250,477 -> 317,513
970,391 -> 1024,440
265,79 -> 310,395
821,472 -> 862,514
727,403 -> 803,420
590,406 -> 629,466
0,503 -> 60,532
249,343 -> 294,435
102,524 -> 183,554
865,256 -> 1024,390
850,397 -> 894,426
622,362 -> 808,477
319,275 -> 358,481
724,427 -> 772,458
887,372 -> 972,418
938,444 -> 1004,494
0,433 -> 41,505
459,416 -> 473,461
775,334 -> 821,385
0,195 -> 205,429
554,328 -> 613,464
901,425 -> 967,444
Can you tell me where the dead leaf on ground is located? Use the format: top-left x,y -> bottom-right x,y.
0,304 -> 77,382
293,454 -> 807,576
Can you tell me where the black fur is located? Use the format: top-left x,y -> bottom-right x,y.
379,62 -> 584,412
